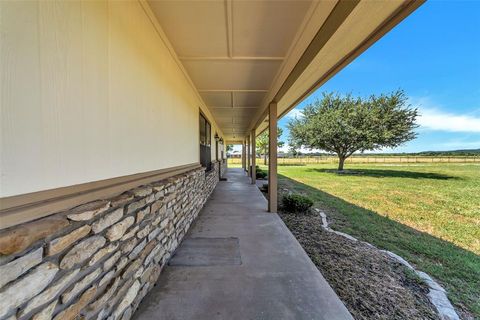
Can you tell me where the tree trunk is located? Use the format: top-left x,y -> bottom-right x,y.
264,153 -> 267,165
338,156 -> 345,171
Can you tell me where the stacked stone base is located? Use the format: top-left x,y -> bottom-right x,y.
0,162 -> 221,320
220,159 -> 227,178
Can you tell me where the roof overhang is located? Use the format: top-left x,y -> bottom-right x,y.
146,0 -> 424,142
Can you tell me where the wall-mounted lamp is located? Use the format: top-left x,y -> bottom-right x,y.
214,133 -> 220,142
219,137 -> 224,144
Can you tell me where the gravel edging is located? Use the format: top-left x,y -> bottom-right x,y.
315,208 -> 460,320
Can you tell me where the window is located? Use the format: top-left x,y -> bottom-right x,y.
199,113 -> 212,171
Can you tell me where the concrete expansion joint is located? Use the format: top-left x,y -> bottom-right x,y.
314,208 -> 460,320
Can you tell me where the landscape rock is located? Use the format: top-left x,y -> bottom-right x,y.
0,247 -> 43,288
60,236 -> 106,269
48,225 -> 91,256
428,289 -> 460,320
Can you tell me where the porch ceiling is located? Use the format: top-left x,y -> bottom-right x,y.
147,0 -> 423,142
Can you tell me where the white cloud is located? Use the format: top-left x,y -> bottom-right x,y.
285,108 -> 304,119
418,108 -> 480,133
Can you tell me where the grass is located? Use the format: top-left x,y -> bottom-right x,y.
263,163 -> 479,318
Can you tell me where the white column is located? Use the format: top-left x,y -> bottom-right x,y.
246,136 -> 250,176
268,102 -> 278,213
242,140 -> 246,170
251,130 -> 256,184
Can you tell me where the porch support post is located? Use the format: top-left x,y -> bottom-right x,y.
268,102 -> 278,213
242,140 -> 246,170
246,136 -> 251,176
251,130 -> 256,184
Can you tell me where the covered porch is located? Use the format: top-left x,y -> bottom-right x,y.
0,1 -> 424,319
147,0 -> 424,213
132,168 -> 352,319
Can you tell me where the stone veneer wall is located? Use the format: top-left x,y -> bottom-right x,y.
220,159 -> 227,178
0,161 -> 222,320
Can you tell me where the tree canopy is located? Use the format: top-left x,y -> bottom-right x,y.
288,90 -> 418,170
256,127 -> 284,165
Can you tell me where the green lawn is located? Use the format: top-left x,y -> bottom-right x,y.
266,163 -> 479,318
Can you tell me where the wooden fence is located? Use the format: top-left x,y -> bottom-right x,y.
227,156 -> 480,165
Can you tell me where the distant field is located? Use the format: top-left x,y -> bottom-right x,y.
230,160 -> 479,318
228,155 -> 480,165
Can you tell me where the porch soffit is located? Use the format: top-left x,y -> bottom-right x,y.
147,0 -> 424,142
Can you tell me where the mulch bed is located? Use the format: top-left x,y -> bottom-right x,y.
278,209 -> 441,320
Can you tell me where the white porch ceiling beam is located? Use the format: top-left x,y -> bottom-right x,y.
250,0 -> 425,135
178,56 -> 284,61
225,0 -> 233,58
198,89 -> 268,93
249,0 -> 360,132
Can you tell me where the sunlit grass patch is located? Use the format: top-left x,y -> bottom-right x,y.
271,163 -> 479,318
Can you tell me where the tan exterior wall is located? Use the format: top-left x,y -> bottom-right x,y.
0,0 -> 222,197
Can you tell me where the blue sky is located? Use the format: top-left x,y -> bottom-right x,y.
276,1 -> 480,153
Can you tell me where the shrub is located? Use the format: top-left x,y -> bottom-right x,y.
256,170 -> 267,179
281,194 -> 313,213
261,183 -> 269,193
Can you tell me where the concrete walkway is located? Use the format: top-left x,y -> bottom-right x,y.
133,168 -> 353,320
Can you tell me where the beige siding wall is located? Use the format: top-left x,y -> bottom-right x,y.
0,0 -> 222,197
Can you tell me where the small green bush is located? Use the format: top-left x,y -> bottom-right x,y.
256,170 -> 267,179
281,194 -> 313,213
261,183 -> 269,193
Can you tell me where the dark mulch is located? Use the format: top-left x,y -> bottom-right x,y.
278,209 -> 441,320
